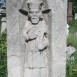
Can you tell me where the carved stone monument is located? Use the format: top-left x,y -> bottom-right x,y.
19,1 -> 51,77
1,17 -> 6,33
7,0 -> 67,77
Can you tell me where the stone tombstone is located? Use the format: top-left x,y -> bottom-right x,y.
7,0 -> 67,77
1,17 -> 6,33
75,13 -> 77,20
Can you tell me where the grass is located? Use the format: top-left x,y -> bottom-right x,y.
66,20 -> 77,77
69,20 -> 77,33
0,17 -> 7,77
0,31 -> 7,77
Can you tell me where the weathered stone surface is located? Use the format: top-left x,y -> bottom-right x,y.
22,1 -> 50,77
8,56 -> 21,77
1,17 -> 6,33
7,0 -> 67,77
6,0 -> 22,77
66,45 -> 76,60
47,0 -> 67,77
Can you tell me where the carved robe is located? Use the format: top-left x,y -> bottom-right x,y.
23,20 -> 49,77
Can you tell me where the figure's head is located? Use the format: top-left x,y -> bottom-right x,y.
27,3 -> 43,25
19,0 -> 51,25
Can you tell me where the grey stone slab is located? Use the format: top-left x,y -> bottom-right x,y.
6,0 -> 23,77
1,17 -> 6,33
7,0 -> 67,77
47,0 -> 67,77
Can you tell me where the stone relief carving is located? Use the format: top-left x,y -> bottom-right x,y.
19,0 -> 51,52
19,0 -> 51,77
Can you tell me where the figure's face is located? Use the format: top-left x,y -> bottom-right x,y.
28,6 -> 42,25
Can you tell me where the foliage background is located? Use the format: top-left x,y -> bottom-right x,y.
66,20 -> 77,77
0,16 -> 7,77
0,32 -> 7,77
73,0 -> 77,16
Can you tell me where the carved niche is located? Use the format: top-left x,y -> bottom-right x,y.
19,0 -> 51,77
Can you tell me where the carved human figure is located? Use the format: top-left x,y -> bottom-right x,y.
19,1 -> 51,77
23,2 -> 49,51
